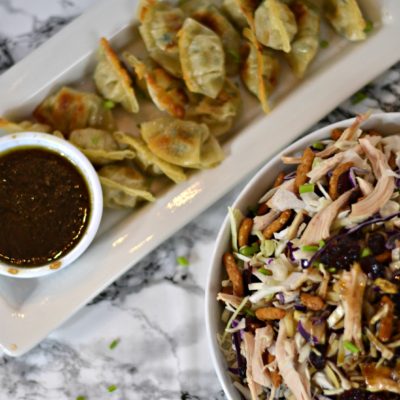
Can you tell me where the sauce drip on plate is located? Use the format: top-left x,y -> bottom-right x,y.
0,147 -> 90,267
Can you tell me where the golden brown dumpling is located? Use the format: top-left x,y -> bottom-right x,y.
140,117 -> 224,168
138,0 -> 184,78
325,0 -> 366,41
190,6 -> 242,76
114,131 -> 187,183
94,38 -> 139,114
241,28 -> 280,113
186,79 -> 242,137
124,52 -> 188,119
286,0 -> 320,78
33,87 -> 115,135
254,0 -> 298,53
69,128 -> 135,165
98,164 -> 155,208
178,18 -> 226,99
222,0 -> 248,28
0,118 -> 51,134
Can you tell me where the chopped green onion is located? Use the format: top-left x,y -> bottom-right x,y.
328,267 -> 337,273
299,183 -> 315,194
239,245 -> 256,257
312,142 -> 325,150
177,256 -> 189,267
343,340 -> 360,354
318,240 -> 326,249
107,385 -> 117,393
364,20 -> 373,33
302,245 -> 319,252
361,247 -> 372,258
351,91 -> 368,105
76,396 -> 87,400
320,40 -> 329,48
258,267 -> 272,276
103,99 -> 116,109
244,308 -> 255,317
109,338 -> 120,350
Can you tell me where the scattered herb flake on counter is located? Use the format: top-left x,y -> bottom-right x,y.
364,20 -> 374,33
76,396 -> 86,400
109,338 -> 120,350
107,385 -> 117,393
177,256 -> 189,267
351,91 -> 368,104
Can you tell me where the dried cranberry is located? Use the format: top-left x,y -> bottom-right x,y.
309,350 -> 325,370
360,256 -> 385,279
319,238 -> 360,270
339,389 -> 367,400
367,232 -> 386,255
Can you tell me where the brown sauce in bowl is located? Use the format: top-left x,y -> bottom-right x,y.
0,147 -> 90,267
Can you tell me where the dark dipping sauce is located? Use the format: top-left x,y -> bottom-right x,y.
0,147 -> 90,267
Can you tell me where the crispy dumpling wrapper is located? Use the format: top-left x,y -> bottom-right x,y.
186,79 -> 241,137
241,28 -> 279,113
286,0 -> 320,78
98,164 -> 155,208
178,18 -> 226,99
254,0 -> 298,53
124,52 -> 187,119
236,0 -> 261,29
69,128 -> 135,165
138,0 -> 184,77
140,117 -> 224,168
94,38 -> 139,114
114,131 -> 187,183
0,118 -> 51,134
33,87 -> 115,135
222,0 -> 248,28
190,6 -> 242,76
324,0 -> 366,41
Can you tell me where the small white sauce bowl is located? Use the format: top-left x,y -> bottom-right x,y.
0,131 -> 103,279
205,113 -> 400,400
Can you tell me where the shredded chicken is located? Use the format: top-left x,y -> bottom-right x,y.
217,292 -> 243,309
356,177 -> 373,196
339,263 -> 367,352
276,320 -> 312,400
268,188 -> 305,211
243,332 -> 262,400
252,326 -> 274,387
259,178 -> 295,204
252,209 -> 280,233
316,113 -> 370,158
300,190 -> 353,245
350,138 -> 395,221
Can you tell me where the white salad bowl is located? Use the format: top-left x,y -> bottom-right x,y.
0,132 -> 103,279
205,112 -> 400,400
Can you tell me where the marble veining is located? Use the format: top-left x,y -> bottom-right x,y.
0,1 -> 400,399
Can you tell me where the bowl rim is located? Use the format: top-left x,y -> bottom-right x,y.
0,131 -> 103,279
205,112 -> 400,400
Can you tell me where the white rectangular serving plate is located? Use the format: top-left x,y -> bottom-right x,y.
0,0 -> 399,357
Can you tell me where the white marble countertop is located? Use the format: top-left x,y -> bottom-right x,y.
0,1 -> 400,399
